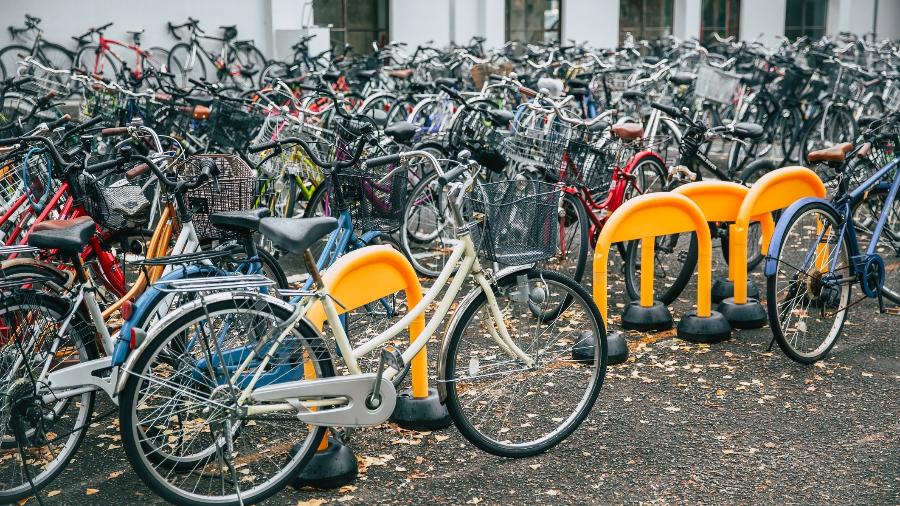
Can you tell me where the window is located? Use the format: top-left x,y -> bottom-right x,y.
313,0 -> 389,53
701,0 -> 741,43
506,0 -> 561,43
784,0 -> 828,39
620,0 -> 674,42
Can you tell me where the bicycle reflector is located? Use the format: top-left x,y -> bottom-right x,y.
120,300 -> 134,321
130,327 -> 147,350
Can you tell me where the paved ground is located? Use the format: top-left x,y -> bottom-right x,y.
28,250 -> 898,506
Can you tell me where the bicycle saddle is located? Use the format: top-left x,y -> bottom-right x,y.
567,78 -> 589,88
362,108 -> 388,127
28,216 -> 95,253
258,217 -> 338,255
567,87 -> 590,97
210,208 -> 271,234
322,70 -> 341,82
857,115 -> 879,129
185,95 -> 214,107
669,72 -> 696,86
611,123 -> 643,140
356,69 -> 377,81
621,90 -> 645,101
384,121 -> 417,142
388,69 -> 413,79
732,122 -> 764,140
807,142 -> 853,164
487,109 -> 514,126
435,77 -> 458,88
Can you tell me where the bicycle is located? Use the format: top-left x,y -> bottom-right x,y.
72,25 -> 173,91
764,131 -> 899,363
167,18 -> 267,90
116,148 -> 607,504
0,15 -> 73,81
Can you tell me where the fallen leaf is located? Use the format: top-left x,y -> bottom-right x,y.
47,491 -> 61,498
722,449 -> 735,455
86,488 -> 99,496
434,434 -> 451,442
296,500 -> 325,506
108,470 -> 124,480
529,463 -> 541,470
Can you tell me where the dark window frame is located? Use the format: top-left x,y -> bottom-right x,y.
505,0 -> 562,44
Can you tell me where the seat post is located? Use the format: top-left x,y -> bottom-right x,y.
303,250 -> 325,289
67,252 -> 89,285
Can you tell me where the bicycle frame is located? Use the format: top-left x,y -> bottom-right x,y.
764,158 -> 900,288
92,36 -> 153,79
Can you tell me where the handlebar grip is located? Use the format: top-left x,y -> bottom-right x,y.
125,163 -> 150,180
247,141 -> 279,154
438,163 -> 468,186
518,86 -> 537,97
46,114 -> 71,130
101,126 -> 128,137
488,74 -> 503,81
85,157 -> 124,174
650,102 -> 680,118
11,76 -> 33,87
70,115 -> 103,133
440,84 -> 462,101
188,77 -> 206,87
363,154 -> 402,168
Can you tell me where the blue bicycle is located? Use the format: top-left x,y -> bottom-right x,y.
765,137 -> 898,363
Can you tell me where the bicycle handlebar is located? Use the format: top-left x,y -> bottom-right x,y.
247,131 -> 370,170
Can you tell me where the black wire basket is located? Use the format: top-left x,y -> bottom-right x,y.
463,179 -> 560,265
79,161 -> 154,232
178,154 -> 256,241
331,160 -> 410,233
207,99 -> 266,151
560,132 -> 618,197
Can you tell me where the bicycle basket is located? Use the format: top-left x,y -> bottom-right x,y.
503,109 -> 570,173
79,82 -> 126,125
589,70 -> 632,110
694,64 -> 740,104
334,160 -> 410,233
561,128 -> 618,195
208,100 -> 266,151
79,160 -> 154,231
463,179 -> 560,265
178,154 -> 255,241
0,148 -> 52,208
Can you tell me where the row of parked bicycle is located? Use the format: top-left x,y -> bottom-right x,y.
0,18 -> 896,505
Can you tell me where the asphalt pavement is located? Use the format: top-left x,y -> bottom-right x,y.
27,252 -> 899,506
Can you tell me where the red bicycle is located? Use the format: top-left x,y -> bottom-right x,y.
72,23 -> 172,90
505,100 -> 668,285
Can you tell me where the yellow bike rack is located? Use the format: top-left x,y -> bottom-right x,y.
593,192 -> 732,346
719,167 -> 826,327
298,245 -> 450,488
672,181 -> 776,329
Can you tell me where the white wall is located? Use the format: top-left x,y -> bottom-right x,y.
672,0 -> 701,40
0,0 -> 275,55
390,0 -> 451,47
876,0 -> 900,39
827,0 -> 877,37
563,0 -> 620,48
739,0 -> 786,45
450,0 -> 504,48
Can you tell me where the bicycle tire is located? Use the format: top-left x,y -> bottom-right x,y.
851,186 -> 900,304
766,201 -> 851,364
0,290 -> 97,503
443,268 -> 606,458
120,294 -> 333,505
0,45 -> 34,81
623,231 -> 698,305
168,42 -> 206,88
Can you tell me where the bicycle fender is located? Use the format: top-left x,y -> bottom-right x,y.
763,197 -> 837,278
0,257 -> 73,288
435,263 -> 535,403
113,264 -> 223,367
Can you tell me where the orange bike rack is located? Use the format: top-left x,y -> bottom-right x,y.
299,245 -> 450,488
672,181 -> 775,329
593,192 -> 732,347
722,167 -> 826,327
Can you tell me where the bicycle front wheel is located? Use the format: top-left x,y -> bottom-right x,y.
119,293 -> 333,505
443,269 -> 606,457
766,202 -> 852,364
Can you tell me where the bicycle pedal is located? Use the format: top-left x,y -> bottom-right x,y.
380,346 -> 404,373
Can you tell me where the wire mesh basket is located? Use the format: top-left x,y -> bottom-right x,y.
332,160 -> 409,233
79,161 -> 154,231
694,64 -> 740,104
79,82 -> 126,125
0,147 -> 53,208
178,154 -> 256,241
503,109 -> 569,172
464,179 -> 560,265
557,128 -> 618,195
207,99 -> 267,151
589,69 -> 634,110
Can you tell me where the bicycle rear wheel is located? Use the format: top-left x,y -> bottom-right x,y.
0,291 -> 97,503
766,202 -> 851,364
852,186 -> 900,303
119,293 -> 333,505
443,269 -> 606,457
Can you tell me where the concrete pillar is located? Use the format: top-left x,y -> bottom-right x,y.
739,0 -> 786,45
827,0 -> 878,38
562,0 -> 620,48
673,0 -> 702,40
